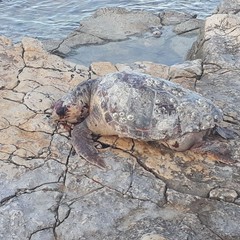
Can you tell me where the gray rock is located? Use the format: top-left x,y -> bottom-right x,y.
140,234 -> 167,240
188,14 -> 240,70
235,198 -> 240,205
120,212 -> 223,240
54,188 -> 155,239
55,187 -> 224,240
52,32 -> 105,56
194,71 -> 240,121
188,14 -> 240,122
126,165 -> 166,206
160,10 -> 196,26
42,8 -> 200,67
30,229 -> 55,240
217,0 -> 240,14
173,19 -> 204,35
0,160 -> 65,203
167,188 -> 201,206
197,200 -> 240,239
45,7 -> 161,55
209,187 -> 238,202
78,7 -> 160,41
0,191 -> 61,240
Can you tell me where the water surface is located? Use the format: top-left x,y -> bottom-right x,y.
1,0 -> 220,42
66,27 -> 196,66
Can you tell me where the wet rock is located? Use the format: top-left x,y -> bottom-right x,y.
48,32 -> 105,56
44,7 -> 161,55
209,187 -> 238,202
152,30 -> 162,38
79,8 -> 160,41
173,19 -> 204,35
42,7 -> 200,66
160,10 -> 196,26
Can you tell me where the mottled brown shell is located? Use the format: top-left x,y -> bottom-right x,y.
87,71 -> 223,141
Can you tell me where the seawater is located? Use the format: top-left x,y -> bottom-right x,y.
1,0 -> 220,42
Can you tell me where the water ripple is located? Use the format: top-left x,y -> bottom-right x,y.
0,0 -> 220,42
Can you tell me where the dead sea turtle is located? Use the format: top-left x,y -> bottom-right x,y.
52,71 -> 235,168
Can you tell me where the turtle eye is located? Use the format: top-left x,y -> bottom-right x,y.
56,105 -> 68,117
54,100 -> 68,117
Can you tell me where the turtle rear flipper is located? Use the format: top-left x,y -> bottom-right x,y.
71,121 -> 106,169
191,141 -> 236,165
213,126 -> 239,140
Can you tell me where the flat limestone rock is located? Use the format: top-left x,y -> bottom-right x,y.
90,61 -> 117,76
117,59 -> 202,90
0,36 -> 24,89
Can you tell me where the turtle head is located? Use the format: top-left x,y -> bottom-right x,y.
52,80 -> 94,124
52,95 -> 89,124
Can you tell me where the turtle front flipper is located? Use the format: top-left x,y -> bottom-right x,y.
71,121 -> 106,169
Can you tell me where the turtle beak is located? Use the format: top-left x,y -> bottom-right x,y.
52,100 -> 68,122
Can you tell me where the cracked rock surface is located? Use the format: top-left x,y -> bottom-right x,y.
1,4 -> 240,240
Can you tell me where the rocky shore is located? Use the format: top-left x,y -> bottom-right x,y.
0,0 -> 240,239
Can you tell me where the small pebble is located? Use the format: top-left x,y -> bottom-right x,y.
209,188 -> 238,203
152,30 -> 162,37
